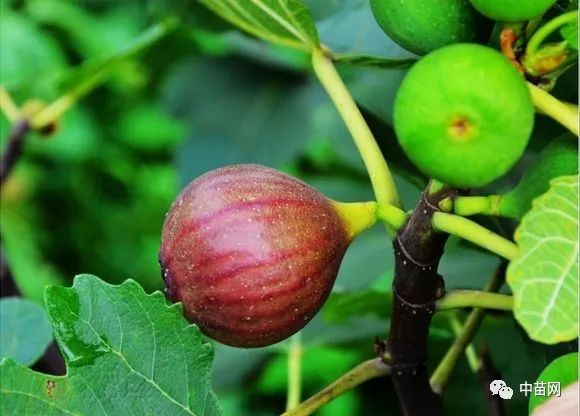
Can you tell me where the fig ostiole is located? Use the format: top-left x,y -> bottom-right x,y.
159,164 -> 377,348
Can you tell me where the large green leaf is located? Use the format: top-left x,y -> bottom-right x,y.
529,352 -> 578,413
0,298 -> 52,367
507,175 -> 579,344
0,275 -> 222,416
199,0 -> 319,51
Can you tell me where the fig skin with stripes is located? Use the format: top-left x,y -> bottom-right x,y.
159,164 -> 364,348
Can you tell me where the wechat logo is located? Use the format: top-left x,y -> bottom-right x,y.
490,380 -> 513,400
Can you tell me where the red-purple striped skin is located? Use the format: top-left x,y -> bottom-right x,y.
159,164 -> 351,348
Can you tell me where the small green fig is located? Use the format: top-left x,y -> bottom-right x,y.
394,43 -> 535,188
469,0 -> 556,23
370,0 -> 489,55
159,164 -> 376,348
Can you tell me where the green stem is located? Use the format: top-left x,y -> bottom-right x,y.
282,358 -> 390,416
376,202 -> 408,233
286,332 -> 303,411
437,290 -> 513,312
311,48 -> 401,208
332,201 -> 379,240
525,11 -> 578,57
527,82 -> 579,136
448,313 -> 479,372
453,195 -> 502,217
563,101 -> 580,113
430,266 -> 505,393
30,18 -> 178,129
432,212 -> 519,261
431,311 -> 485,393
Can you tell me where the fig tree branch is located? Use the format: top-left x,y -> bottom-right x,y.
386,184 -> 463,415
430,265 -> 506,393
436,290 -> 513,311
311,47 -> 401,209
281,357 -> 391,416
432,212 -> 519,260
527,82 -> 579,136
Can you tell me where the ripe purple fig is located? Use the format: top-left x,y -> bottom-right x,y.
159,164 -> 376,348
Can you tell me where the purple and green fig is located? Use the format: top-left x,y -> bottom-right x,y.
159,164 -> 376,348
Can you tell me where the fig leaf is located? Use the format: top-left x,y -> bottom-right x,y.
200,0 -> 319,51
0,275 -> 222,416
508,175 -> 579,344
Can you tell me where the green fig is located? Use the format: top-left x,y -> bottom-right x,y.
394,43 -> 535,188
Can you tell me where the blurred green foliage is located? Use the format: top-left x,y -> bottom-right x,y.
0,0 -> 576,415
